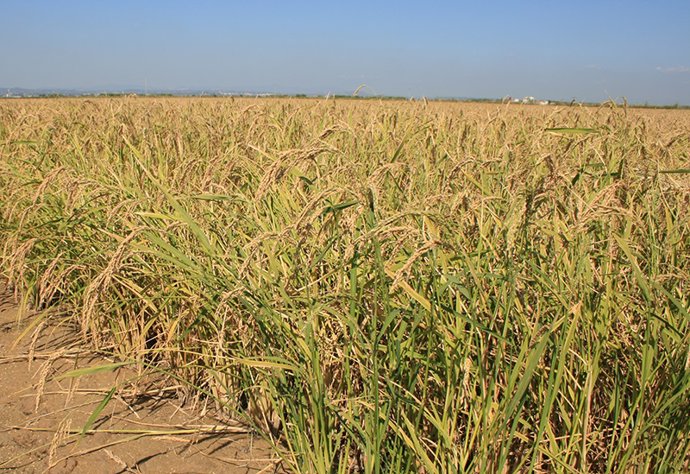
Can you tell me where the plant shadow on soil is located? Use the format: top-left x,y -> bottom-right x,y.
0,285 -> 281,474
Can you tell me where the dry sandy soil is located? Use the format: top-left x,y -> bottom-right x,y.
0,286 -> 281,473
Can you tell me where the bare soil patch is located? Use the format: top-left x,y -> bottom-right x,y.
0,287 -> 280,474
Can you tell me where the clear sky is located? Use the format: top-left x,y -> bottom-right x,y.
2,1 -> 689,104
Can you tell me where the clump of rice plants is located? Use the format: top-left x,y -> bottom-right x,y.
1,97 -> 689,472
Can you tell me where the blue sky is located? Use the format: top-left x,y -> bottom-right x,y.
2,1 -> 689,104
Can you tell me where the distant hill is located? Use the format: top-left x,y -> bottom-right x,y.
2,87 -> 687,108
0,87 -> 276,98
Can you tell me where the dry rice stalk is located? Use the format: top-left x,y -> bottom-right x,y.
238,232 -> 280,276
36,253 -> 63,309
389,239 -> 440,292
253,145 -> 333,200
7,237 -> 37,300
103,449 -> 139,473
31,166 -> 66,205
34,351 -> 65,412
289,188 -> 337,233
81,229 -> 141,343
27,319 -> 46,371
47,418 -> 72,469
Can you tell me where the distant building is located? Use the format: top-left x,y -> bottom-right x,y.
504,95 -> 550,105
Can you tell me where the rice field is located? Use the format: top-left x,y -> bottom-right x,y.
1,97 -> 689,472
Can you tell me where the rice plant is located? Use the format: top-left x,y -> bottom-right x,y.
1,97 -> 688,472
